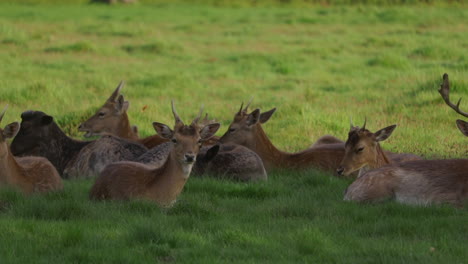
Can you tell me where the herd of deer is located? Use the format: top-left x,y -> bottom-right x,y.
0,74 -> 466,207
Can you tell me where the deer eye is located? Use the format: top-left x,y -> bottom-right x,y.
98,112 -> 106,118
356,147 -> 364,153
171,138 -> 177,144
229,128 -> 236,133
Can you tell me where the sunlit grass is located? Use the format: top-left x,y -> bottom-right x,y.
0,3 -> 467,263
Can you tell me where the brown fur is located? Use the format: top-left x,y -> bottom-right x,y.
79,82 -> 219,149
344,159 -> 468,206
0,109 -> 62,193
90,103 -> 220,206
219,105 -> 345,172
337,124 -> 422,177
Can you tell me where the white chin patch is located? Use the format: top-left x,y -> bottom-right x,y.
182,163 -> 193,178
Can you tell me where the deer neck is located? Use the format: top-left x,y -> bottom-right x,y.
149,149 -> 192,207
252,124 -> 286,170
45,123 -> 91,174
360,144 -> 391,175
114,112 -> 138,140
0,145 -> 23,186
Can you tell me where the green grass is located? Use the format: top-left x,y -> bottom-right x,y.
0,3 -> 467,263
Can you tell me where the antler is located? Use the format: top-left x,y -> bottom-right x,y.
237,102 -> 244,114
191,104 -> 204,125
171,100 -> 183,124
0,105 -> 7,123
108,81 -> 125,102
438,73 -> 468,118
244,97 -> 254,112
361,117 -> 367,130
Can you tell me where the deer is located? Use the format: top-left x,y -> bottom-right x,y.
0,106 -> 62,193
11,110 -> 147,178
89,101 -> 220,206
78,81 -> 167,149
336,120 -> 422,177
78,81 -> 218,148
439,73 -> 468,136
343,74 -> 468,206
137,141 -> 267,181
218,102 -> 347,172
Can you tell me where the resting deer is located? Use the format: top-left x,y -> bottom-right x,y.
11,110 -> 147,178
336,120 -> 421,177
439,73 -> 468,136
0,106 -> 62,193
89,101 -> 220,207
79,81 -> 218,148
343,74 -> 468,206
218,102 -> 346,172
78,81 -> 167,149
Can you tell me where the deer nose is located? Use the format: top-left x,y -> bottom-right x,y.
184,154 -> 195,163
336,167 -> 345,176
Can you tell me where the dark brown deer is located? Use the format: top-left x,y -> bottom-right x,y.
439,73 -> 468,136
78,81 -> 168,148
0,106 -> 62,193
11,111 -> 147,178
89,101 -> 220,207
336,120 -> 421,177
218,102 -> 346,172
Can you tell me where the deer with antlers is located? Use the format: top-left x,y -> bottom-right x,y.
439,73 -> 468,136
218,101 -> 346,172
89,101 -> 220,207
336,119 -> 422,177
78,81 -> 168,148
343,74 -> 467,206
0,106 -> 62,193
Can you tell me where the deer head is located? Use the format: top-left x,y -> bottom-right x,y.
78,81 -> 130,137
0,106 -> 21,158
153,101 -> 220,176
337,119 -> 396,177
219,100 -> 276,148
438,73 -> 468,136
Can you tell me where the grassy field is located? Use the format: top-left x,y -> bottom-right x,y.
0,2 -> 467,263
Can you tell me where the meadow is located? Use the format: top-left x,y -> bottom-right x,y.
0,2 -> 467,263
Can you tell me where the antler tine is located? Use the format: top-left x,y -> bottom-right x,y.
438,73 -> 468,118
0,105 -> 8,123
238,102 -> 244,114
244,97 -> 254,112
192,104 -> 204,125
349,116 -> 354,130
171,100 -> 183,124
203,113 -> 209,122
361,117 -> 367,130
108,81 -> 125,102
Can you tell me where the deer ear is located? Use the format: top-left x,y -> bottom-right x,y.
374,125 -> 397,142
456,120 -> 468,136
204,145 -> 220,162
200,123 -> 220,140
41,115 -> 53,126
260,108 -> 276,124
116,95 -> 129,113
246,109 -> 261,126
152,122 -> 173,139
3,122 -> 20,139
